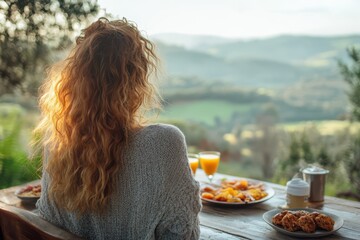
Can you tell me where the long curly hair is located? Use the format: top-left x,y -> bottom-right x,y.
34,18 -> 160,215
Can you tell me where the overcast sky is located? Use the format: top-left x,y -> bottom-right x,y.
97,0 -> 360,39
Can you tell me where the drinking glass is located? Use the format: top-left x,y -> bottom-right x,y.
188,154 -> 199,175
199,151 -> 220,182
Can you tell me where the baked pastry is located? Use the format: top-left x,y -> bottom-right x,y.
281,212 -> 300,232
315,214 -> 335,231
308,212 -> 320,221
272,210 -> 288,226
271,210 -> 335,233
298,215 -> 316,233
293,210 -> 308,218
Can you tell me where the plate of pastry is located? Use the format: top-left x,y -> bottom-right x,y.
200,178 -> 275,205
15,184 -> 41,203
263,208 -> 343,238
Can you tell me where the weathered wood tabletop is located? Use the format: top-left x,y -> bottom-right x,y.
1,172 -> 359,239
195,170 -> 360,240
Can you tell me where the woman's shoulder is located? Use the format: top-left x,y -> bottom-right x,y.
130,124 -> 188,172
132,124 -> 186,156
138,123 -> 184,141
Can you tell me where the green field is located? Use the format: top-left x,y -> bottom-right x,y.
160,99 -> 360,134
160,100 -> 258,125
281,120 -> 360,135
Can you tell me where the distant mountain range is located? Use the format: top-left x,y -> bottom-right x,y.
152,34 -> 360,88
151,33 -> 234,49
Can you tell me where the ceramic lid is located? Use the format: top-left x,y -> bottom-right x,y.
302,166 -> 329,175
286,178 -> 310,196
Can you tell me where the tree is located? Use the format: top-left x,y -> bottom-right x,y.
338,47 -> 360,121
345,136 -> 360,198
0,0 -> 99,95
276,134 -> 302,180
252,103 -> 279,179
300,133 -> 314,164
287,135 -> 301,167
317,146 -> 333,168
338,47 -> 360,200
336,134 -> 360,201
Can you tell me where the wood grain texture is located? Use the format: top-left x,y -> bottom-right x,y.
195,170 -> 360,240
0,202 -> 83,239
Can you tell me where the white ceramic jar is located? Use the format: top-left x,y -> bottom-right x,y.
286,178 -> 310,208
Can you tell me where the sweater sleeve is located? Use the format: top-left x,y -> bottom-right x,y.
154,125 -> 202,240
155,173 -> 201,240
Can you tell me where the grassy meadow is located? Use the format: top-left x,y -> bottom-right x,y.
160,99 -> 360,134
282,120 -> 360,135
160,100 -> 259,125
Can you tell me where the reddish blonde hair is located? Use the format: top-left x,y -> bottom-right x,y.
34,18 -> 160,214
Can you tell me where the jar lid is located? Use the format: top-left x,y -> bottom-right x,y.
286,178 -> 309,196
302,166 -> 329,175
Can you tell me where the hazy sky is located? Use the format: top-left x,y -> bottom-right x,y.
98,0 -> 360,39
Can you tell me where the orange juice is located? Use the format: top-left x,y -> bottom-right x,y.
189,158 -> 199,175
199,154 -> 220,176
188,154 -> 199,175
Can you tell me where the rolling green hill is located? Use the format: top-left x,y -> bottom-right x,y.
153,34 -> 358,123
155,41 -> 320,88
154,35 -> 360,89
154,34 -> 360,68
199,35 -> 360,67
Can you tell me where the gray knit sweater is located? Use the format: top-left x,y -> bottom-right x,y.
36,124 -> 201,240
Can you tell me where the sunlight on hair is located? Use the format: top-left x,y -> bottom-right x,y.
33,17 -> 162,215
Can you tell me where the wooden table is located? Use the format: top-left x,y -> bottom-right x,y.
0,180 -> 41,212
195,170 -> 360,240
1,172 -> 359,239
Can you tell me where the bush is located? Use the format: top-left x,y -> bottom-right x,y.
0,104 -> 41,188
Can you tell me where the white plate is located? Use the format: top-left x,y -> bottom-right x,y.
263,208 -> 344,238
200,179 -> 275,206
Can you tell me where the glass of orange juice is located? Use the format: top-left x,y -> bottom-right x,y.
188,154 -> 199,175
199,151 -> 220,182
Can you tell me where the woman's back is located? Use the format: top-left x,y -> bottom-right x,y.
34,18 -> 201,239
37,124 -> 201,239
